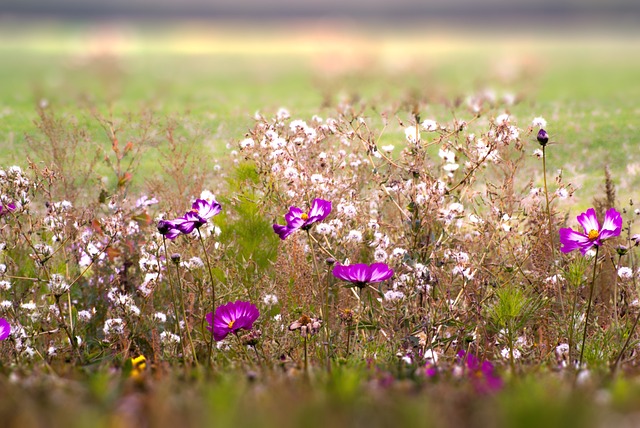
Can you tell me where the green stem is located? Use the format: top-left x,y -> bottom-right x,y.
162,237 -> 187,362
197,228 -> 217,368
543,145 -> 564,316
579,245 -> 599,369
173,256 -> 199,366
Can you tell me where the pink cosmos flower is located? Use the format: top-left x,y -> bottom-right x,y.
332,262 -> 394,289
559,208 -> 622,255
206,300 -> 259,341
457,350 -> 503,394
273,198 -> 331,240
159,198 -> 222,237
0,317 -> 10,340
0,202 -> 16,217
157,219 -> 181,240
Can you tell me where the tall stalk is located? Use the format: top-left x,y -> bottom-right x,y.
578,246 -> 600,369
172,255 -> 199,366
542,144 -> 564,316
197,229 -> 217,368
162,237 -> 188,362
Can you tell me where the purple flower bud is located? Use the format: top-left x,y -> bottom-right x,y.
537,129 -> 549,146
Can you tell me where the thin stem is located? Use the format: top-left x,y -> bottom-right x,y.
173,257 -> 199,366
613,254 -> 622,329
197,228 -> 216,368
613,304 -> 640,374
303,335 -> 308,375
579,245 -> 599,369
567,274 -> 581,365
162,237 -> 187,362
543,145 -> 564,316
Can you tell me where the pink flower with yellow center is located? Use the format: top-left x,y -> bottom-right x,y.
206,301 -> 259,341
273,198 -> 332,240
559,207 -> 622,255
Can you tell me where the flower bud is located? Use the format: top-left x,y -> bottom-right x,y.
616,245 -> 629,256
537,129 -> 549,146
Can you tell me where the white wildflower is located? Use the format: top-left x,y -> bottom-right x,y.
421,119 -> 438,132
532,117 -> 547,128
263,294 -> 278,307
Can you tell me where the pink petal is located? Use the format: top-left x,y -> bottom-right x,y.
559,228 -> 591,254
368,263 -> 394,283
577,208 -> 600,234
599,208 -> 622,240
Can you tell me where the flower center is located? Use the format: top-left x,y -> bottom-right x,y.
227,320 -> 235,329
588,229 -> 599,240
301,213 -> 309,221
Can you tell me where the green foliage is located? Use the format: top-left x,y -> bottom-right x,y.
487,284 -> 544,337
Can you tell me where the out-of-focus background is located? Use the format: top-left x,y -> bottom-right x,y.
1,0 -> 639,196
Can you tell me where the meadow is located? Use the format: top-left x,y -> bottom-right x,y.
1,20 -> 640,427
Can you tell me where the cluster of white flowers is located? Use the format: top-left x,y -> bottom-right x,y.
103,318 -> 125,338
263,294 -> 278,307
48,274 -> 70,296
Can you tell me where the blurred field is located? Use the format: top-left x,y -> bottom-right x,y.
1,20 -> 639,204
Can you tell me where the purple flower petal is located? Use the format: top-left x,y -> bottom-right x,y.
0,317 -> 10,341
599,208 -> 622,241
559,228 -> 592,254
192,198 -> 221,220
577,208 -> 600,235
274,199 -> 332,239
369,263 -> 394,282
332,262 -> 394,287
307,199 -> 332,223
273,224 -> 294,240
209,301 -> 260,341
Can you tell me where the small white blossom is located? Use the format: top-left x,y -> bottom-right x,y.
346,230 -> 363,243
103,318 -> 124,337
384,290 -> 405,301
618,267 -> 633,279
263,294 -> 278,307
404,126 -> 420,144
421,119 -> 438,132
78,310 -> 94,322
381,145 -> 394,153
532,117 -> 547,128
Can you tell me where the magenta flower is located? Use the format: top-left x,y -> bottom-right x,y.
157,219 -> 181,240
206,300 -> 260,341
172,198 -> 222,235
273,198 -> 332,240
0,317 -> 10,340
559,208 -> 622,255
332,262 -> 394,289
457,350 -> 503,394
0,202 -> 16,217
192,198 -> 222,220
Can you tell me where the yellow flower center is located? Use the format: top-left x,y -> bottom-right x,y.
227,320 -> 235,329
588,229 -> 599,240
301,213 -> 309,221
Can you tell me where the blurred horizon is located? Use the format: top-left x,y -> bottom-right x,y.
1,0 -> 639,28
